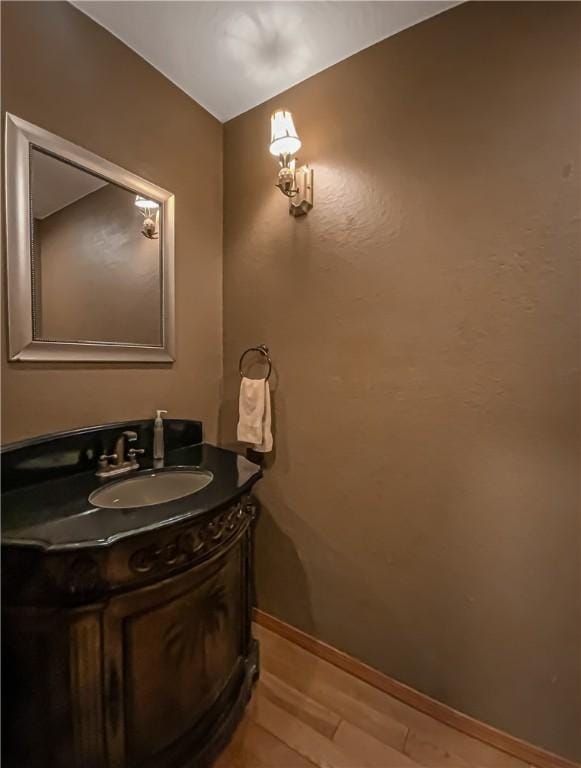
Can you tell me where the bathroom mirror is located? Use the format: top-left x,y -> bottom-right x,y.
4,113 -> 175,362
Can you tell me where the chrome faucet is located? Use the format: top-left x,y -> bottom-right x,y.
96,430 -> 145,478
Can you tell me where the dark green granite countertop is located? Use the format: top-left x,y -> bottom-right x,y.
2,443 -> 261,551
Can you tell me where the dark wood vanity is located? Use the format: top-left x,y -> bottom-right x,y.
1,420 -> 261,768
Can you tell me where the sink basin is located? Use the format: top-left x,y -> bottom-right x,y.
89,469 -> 213,509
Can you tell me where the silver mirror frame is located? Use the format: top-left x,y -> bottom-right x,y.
4,113 -> 175,363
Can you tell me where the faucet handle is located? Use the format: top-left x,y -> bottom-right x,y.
127,447 -> 145,469
98,453 -> 117,469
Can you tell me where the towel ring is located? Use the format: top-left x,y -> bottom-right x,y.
239,344 -> 272,381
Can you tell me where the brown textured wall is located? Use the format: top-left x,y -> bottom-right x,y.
1,1 -> 223,443
222,2 -> 581,760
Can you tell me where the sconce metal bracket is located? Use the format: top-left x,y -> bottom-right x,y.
289,165 -> 313,217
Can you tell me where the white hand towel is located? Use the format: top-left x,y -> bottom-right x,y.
237,377 -> 273,453
254,380 -> 273,453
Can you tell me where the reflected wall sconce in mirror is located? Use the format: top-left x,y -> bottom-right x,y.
135,195 -> 160,239
269,109 -> 313,217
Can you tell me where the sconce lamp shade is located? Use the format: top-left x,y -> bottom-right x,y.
269,110 -> 301,156
135,195 -> 160,210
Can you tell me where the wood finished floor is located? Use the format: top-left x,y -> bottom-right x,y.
215,624 -> 536,768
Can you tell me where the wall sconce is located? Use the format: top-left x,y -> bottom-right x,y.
134,195 -> 160,239
269,110 -> 313,217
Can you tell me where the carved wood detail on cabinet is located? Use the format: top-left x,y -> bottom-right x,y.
1,496 -> 257,607
128,498 -> 254,578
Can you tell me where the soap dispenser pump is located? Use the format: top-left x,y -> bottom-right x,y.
153,409 -> 168,464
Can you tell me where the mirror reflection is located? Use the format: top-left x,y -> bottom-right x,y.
30,148 -> 163,346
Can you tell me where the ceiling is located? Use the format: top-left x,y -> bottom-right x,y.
74,1 -> 460,122
31,150 -> 107,219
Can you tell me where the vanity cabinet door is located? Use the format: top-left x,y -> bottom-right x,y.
2,605 -> 106,768
104,541 -> 246,768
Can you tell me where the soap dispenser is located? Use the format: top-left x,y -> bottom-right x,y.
153,409 -> 168,465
